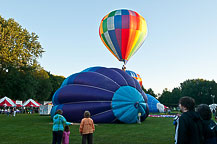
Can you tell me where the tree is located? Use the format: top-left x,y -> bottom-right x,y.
180,79 -> 217,105
48,73 -> 65,100
158,79 -> 217,106
34,69 -> 52,101
0,16 -> 44,71
158,88 -> 173,106
142,86 -> 157,97
147,88 -> 157,98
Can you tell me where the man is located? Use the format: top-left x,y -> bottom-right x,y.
175,96 -> 204,144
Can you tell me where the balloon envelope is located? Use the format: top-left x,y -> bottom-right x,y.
126,70 -> 142,87
146,94 -> 165,113
99,9 -> 148,64
51,67 -> 149,123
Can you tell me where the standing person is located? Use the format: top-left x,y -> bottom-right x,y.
52,109 -> 72,144
62,125 -> 70,144
13,107 -> 16,117
196,104 -> 217,144
175,96 -> 204,144
7,108 -> 10,116
80,111 -> 95,144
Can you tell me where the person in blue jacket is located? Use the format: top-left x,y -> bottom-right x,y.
52,109 -> 72,144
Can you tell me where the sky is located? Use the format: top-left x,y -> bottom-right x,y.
1,0 -> 217,94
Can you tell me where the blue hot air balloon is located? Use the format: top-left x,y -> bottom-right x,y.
51,66 -> 149,123
146,94 -> 165,113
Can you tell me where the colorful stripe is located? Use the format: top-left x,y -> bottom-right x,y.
99,9 -> 147,64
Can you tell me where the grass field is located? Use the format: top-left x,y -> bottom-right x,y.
0,114 -> 175,144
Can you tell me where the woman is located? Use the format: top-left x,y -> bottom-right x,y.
52,109 -> 72,144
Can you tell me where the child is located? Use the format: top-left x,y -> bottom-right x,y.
62,125 -> 70,144
80,111 -> 95,144
196,104 -> 217,144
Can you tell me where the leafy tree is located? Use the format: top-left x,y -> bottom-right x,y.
158,79 -> 217,106
0,65 -> 38,100
34,69 -> 52,101
158,88 -> 173,106
0,16 -> 44,71
147,88 -> 157,98
180,79 -> 217,105
48,73 -> 65,100
142,86 -> 157,97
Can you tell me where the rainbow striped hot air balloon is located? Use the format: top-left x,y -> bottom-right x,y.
99,9 -> 148,64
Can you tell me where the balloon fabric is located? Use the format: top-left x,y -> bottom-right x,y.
146,94 -> 160,113
99,9 -> 148,64
126,70 -> 142,87
51,67 -> 149,124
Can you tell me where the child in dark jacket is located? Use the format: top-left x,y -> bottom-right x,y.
196,104 -> 217,144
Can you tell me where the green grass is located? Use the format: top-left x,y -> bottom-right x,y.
0,114 -> 175,144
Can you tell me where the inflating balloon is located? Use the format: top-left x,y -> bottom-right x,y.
99,9 -> 148,65
146,94 -> 165,113
51,67 -> 149,123
126,70 -> 142,87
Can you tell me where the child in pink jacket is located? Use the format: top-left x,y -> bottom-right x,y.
62,125 -> 70,144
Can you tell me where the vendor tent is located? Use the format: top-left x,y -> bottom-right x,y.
0,96 -> 16,107
23,99 -> 41,107
15,100 -> 23,107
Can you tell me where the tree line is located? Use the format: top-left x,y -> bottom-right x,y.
156,79 -> 217,107
0,15 -> 65,102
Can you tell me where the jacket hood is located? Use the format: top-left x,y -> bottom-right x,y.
53,114 -> 60,120
185,111 -> 201,121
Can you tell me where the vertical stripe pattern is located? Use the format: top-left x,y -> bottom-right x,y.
99,9 -> 148,64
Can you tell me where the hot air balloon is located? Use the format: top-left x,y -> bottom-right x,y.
146,94 -> 165,113
51,66 -> 149,124
126,70 -> 142,87
99,9 -> 148,66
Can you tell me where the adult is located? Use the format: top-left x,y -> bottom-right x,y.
196,104 -> 217,144
175,96 -> 204,144
80,111 -> 95,144
52,109 -> 72,144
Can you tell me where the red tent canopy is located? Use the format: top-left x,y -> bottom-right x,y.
0,96 -> 16,107
23,99 -> 41,107
16,104 -> 23,107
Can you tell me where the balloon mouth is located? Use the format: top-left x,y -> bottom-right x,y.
134,102 -> 139,109
112,86 -> 147,123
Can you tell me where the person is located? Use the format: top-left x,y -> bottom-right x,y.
10,107 -> 14,116
13,108 -> 16,117
52,109 -> 72,144
196,104 -> 217,144
122,65 -> 126,71
62,125 -> 70,144
137,112 -> 141,124
80,111 -> 95,144
175,96 -> 204,144
7,108 -> 10,116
